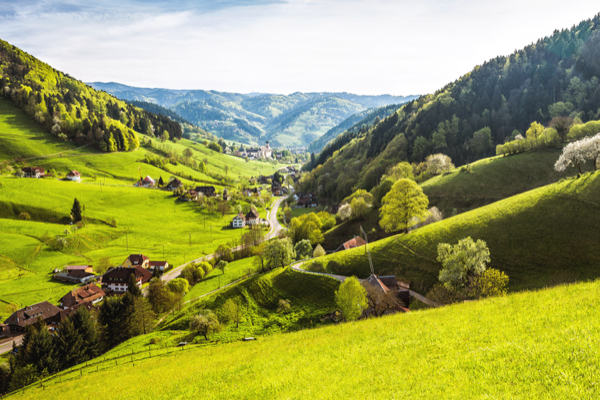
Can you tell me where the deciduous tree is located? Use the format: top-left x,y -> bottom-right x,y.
335,277 -> 367,321
437,237 -> 491,292
379,179 -> 429,233
189,310 -> 222,340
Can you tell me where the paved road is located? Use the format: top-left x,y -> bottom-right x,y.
159,197 -> 284,283
290,260 -> 440,307
0,335 -> 22,355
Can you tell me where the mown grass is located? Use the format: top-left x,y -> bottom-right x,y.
159,267 -> 340,341
420,147 -> 592,216
319,170 -> 600,293
10,279 -> 600,399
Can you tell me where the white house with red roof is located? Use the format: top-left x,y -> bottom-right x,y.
66,170 -> 81,181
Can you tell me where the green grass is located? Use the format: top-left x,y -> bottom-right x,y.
10,279 -> 600,399
320,169 -> 600,293
159,267 -> 340,340
420,147 -> 592,216
183,256 -> 259,302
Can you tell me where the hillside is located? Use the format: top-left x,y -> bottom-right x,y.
0,39 -> 181,153
306,103 -> 400,154
299,14 -> 600,202
316,169 -> 600,293
9,278 -> 600,399
89,82 -> 417,147
0,99 -> 280,320
159,267 -> 339,338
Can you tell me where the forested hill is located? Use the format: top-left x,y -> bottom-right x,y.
300,14 -> 600,202
89,82 -> 418,147
0,39 -> 182,153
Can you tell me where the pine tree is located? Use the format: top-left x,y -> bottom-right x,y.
54,317 -> 83,369
71,198 -> 82,222
158,176 -> 164,187
71,306 -> 99,360
27,319 -> 59,374
127,273 -> 142,297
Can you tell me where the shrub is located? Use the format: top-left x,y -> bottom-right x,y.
149,337 -> 161,345
313,244 -> 326,258
18,212 -> 31,220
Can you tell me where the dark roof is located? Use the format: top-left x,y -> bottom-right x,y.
103,266 -> 152,285
66,265 -> 92,271
57,303 -> 95,321
67,270 -> 95,279
4,301 -> 62,328
60,285 -> 105,309
149,261 -> 168,267
195,186 -> 216,193
22,166 -> 45,174
127,254 -> 149,265
364,274 -> 390,294
245,209 -> 259,219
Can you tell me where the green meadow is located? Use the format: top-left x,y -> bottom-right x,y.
318,169 -> 600,293
9,278 -> 600,399
0,100 -> 281,317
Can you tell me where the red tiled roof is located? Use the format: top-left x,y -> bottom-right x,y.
149,261 -> 168,267
66,265 -> 92,271
60,285 -> 105,309
343,236 -> 366,250
127,254 -> 149,265
103,266 -> 152,285
67,170 -> 81,176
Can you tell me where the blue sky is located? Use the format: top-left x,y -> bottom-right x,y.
0,0 -> 598,95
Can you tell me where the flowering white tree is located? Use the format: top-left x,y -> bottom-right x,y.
554,133 -> 600,173
338,203 -> 352,221
425,154 -> 455,175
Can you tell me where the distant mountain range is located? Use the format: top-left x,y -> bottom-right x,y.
89,82 -> 418,148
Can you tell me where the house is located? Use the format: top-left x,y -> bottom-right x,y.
181,190 -> 198,202
142,176 -> 155,187
66,265 -> 94,274
245,209 -> 260,225
195,186 -> 216,197
121,254 -> 150,269
275,152 -> 282,160
259,141 -> 273,159
166,178 -> 183,191
364,274 -> 411,312
3,301 -> 62,332
66,170 -> 81,181
22,167 -> 45,178
232,212 -> 246,228
148,261 -> 169,272
59,285 -> 105,309
338,236 -> 367,251
102,266 -> 152,293
53,269 -> 97,284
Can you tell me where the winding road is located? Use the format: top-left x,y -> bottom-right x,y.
159,197 -> 284,283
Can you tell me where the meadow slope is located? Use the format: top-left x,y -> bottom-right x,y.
320,169 -> 600,293
8,279 -> 600,399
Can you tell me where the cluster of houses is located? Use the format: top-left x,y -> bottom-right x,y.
2,253 -> 170,333
234,142 -> 281,160
21,167 -> 81,181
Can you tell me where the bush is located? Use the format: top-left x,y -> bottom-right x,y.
313,244 -> 326,258
150,337 -> 161,345
18,212 -> 31,220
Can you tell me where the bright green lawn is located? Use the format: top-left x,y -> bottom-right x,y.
11,279 -> 600,399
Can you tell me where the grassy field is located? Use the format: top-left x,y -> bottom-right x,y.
0,101 -> 281,317
420,147 -> 591,216
183,256 -> 260,302
317,169 -> 600,293
159,267 -> 340,341
8,278 -> 600,399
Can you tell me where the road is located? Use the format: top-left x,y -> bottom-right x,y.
0,334 -> 22,355
290,260 -> 440,308
159,197 -> 284,283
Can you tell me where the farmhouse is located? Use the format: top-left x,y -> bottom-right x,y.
141,176 -> 155,187
53,269 -> 96,284
122,254 -> 150,269
3,301 -> 62,332
232,212 -> 246,228
21,166 -> 45,178
66,265 -> 94,274
364,274 -> 411,312
245,209 -> 260,225
336,236 -> 367,252
148,261 -> 169,272
102,266 -> 152,294
181,190 -> 198,201
195,186 -> 216,197
166,178 -> 183,191
59,285 -> 105,309
66,170 -> 81,181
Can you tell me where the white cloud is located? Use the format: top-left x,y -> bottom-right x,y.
0,0 -> 599,95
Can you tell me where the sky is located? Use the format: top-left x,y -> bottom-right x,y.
0,0 -> 599,96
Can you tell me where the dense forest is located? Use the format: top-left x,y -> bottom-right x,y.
0,39 -> 182,153
128,100 -> 193,125
300,14 -> 600,202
